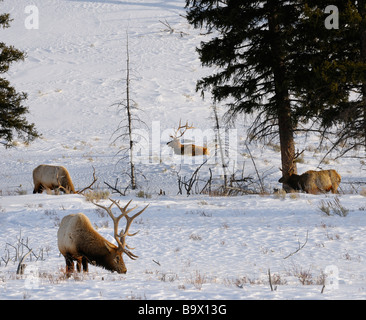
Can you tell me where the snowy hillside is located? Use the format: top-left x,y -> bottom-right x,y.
0,0 -> 366,301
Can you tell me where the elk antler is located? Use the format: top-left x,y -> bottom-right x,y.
171,119 -> 195,139
92,199 -> 148,260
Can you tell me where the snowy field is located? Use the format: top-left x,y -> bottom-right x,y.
0,0 -> 366,301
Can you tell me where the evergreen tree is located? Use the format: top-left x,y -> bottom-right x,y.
185,0 -> 366,181
300,1 -> 366,156
0,3 -> 39,147
185,0 -> 316,180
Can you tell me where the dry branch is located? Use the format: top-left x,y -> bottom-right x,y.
283,230 -> 309,259
77,167 -> 98,194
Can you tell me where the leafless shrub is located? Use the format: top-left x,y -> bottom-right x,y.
270,272 -> 287,286
0,231 -> 47,274
44,209 -> 57,216
185,210 -> 212,217
158,272 -> 179,282
189,270 -> 207,290
136,190 -> 152,199
268,269 -> 288,291
126,291 -> 146,300
290,265 -> 314,285
221,222 -> 229,230
38,269 -> 68,284
189,233 -> 202,241
319,197 -> 349,217
176,160 -> 209,196
84,190 -> 110,202
224,275 -> 263,288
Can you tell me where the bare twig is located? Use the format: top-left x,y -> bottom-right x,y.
321,284 -> 326,294
176,159 -> 208,196
159,19 -> 174,33
283,230 -> 309,259
104,179 -> 128,196
77,166 -> 98,194
17,249 -> 33,275
268,268 -> 275,291
246,143 -> 265,193
152,259 -> 161,266
212,104 -> 228,189
159,19 -> 189,37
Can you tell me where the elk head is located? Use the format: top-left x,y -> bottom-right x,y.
92,199 -> 148,272
167,120 -> 195,148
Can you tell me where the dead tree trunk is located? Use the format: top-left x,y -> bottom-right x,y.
111,33 -> 142,191
212,104 -> 228,189
125,34 -> 136,190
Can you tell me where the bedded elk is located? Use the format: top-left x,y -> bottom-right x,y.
279,169 -> 341,194
57,199 -> 148,275
167,120 -> 209,156
33,164 -> 75,194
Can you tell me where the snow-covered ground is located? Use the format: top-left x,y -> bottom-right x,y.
0,0 -> 365,300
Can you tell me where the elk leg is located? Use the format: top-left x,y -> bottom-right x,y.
82,257 -> 89,272
65,254 -> 75,274
76,257 -> 82,272
32,184 -> 38,194
33,183 -> 43,194
308,188 -> 318,195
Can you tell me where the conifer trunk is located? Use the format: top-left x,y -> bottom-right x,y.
267,5 -> 297,180
359,0 -> 366,150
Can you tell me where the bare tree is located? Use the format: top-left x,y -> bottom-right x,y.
111,33 -> 147,190
212,104 -> 228,189
176,159 -> 209,196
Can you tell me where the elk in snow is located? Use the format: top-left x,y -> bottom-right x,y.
33,164 -> 75,194
279,169 -> 341,194
167,120 -> 209,156
57,199 -> 148,275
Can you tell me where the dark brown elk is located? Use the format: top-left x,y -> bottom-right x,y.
279,169 -> 341,194
33,164 -> 75,194
57,199 -> 148,275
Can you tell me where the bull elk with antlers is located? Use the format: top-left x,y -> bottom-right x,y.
167,120 -> 209,156
57,199 -> 148,275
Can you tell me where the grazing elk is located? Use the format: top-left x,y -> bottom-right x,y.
279,169 -> 341,194
33,164 -> 75,194
167,120 -> 209,156
57,199 -> 148,275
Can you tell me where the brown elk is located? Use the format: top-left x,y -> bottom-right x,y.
279,169 -> 341,194
57,199 -> 148,275
167,120 -> 209,156
33,164 -> 75,194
